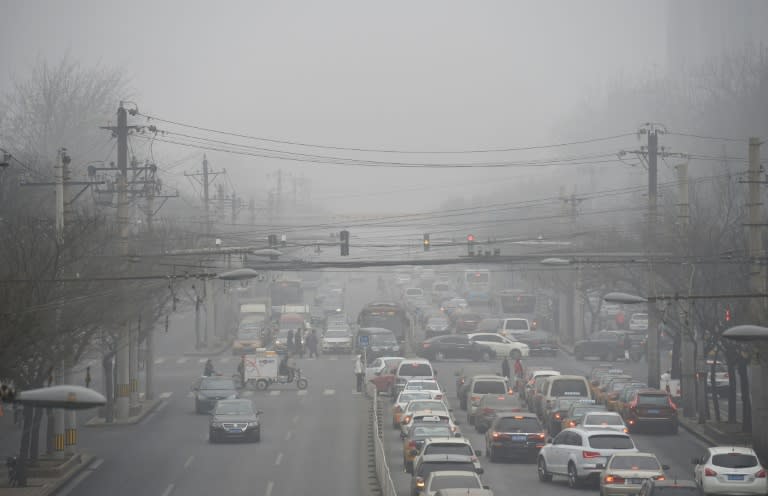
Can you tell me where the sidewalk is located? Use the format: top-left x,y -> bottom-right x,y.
0,452 -> 96,496
85,396 -> 162,427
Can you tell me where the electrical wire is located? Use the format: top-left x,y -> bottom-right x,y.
137,111 -> 636,154
666,132 -> 749,143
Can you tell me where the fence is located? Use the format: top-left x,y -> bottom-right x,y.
368,383 -> 398,496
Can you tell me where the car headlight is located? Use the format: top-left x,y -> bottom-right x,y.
248,421 -> 260,427
226,394 -> 237,400
392,345 -> 400,352
211,422 -> 223,428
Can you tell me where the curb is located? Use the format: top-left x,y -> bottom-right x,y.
39,453 -> 95,496
678,417 -> 718,446
84,397 -> 163,427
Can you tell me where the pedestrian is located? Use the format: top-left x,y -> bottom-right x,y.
238,356 -> 246,387
296,329 -> 305,358
307,329 -> 319,358
501,356 -> 511,380
623,333 -> 632,361
287,329 -> 295,352
85,366 -> 92,388
354,354 -> 365,393
513,357 -> 524,379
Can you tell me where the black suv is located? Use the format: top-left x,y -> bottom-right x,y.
574,330 -> 630,362
416,335 -> 494,362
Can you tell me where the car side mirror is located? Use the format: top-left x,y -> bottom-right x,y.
475,449 -> 482,456
662,464 -> 670,470
476,468 -> 484,475
483,485 -> 491,490
191,385 -> 199,391
546,438 -> 553,444
454,419 -> 461,425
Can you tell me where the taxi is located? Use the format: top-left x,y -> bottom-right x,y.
232,326 -> 265,355
401,411 -> 459,437
546,396 -> 584,434
400,420 -> 455,473
606,382 -> 646,412
560,399 -> 606,430
598,376 -> 634,405
590,366 -> 623,397
392,390 -> 432,428
596,374 -> 632,404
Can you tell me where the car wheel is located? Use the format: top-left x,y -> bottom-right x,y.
510,349 -> 522,360
435,351 -> 445,361
208,430 -> 217,443
255,379 -> 269,391
568,463 -> 582,489
537,457 -> 553,482
296,378 -> 308,390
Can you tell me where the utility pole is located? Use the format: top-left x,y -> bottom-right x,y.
184,155 -> 221,238
676,161 -> 696,418
646,126 -> 661,390
561,190 -> 584,344
115,103 -> 131,420
746,137 -> 766,454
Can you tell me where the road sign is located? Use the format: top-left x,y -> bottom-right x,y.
358,335 -> 369,347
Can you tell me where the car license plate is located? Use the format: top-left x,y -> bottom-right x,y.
511,435 -> 526,442
727,475 -> 744,481
647,409 -> 660,414
629,478 -> 643,484
228,428 -> 242,433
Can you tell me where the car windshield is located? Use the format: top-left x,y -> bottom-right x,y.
424,444 -> 474,456
556,398 -> 580,410
371,333 -> 398,345
237,330 -> 260,340
412,426 -> 452,438
408,401 -> 446,412
430,475 -> 481,490
399,363 -> 432,377
610,456 -> 661,470
485,395 -> 517,407
399,392 -> 431,403
419,462 -> 475,478
496,417 -> 542,432
200,378 -> 235,390
585,414 -> 623,425
428,319 -> 448,327
550,379 -> 588,396
588,435 -> 634,449
407,382 -> 439,391
325,330 -> 350,337
711,453 -> 759,468
215,402 -> 253,415
638,395 -> 670,407
473,381 -> 507,394
507,320 -> 528,330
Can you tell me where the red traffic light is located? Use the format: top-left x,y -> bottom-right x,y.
725,308 -> 731,322
467,234 -> 475,242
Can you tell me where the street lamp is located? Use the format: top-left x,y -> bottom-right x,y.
540,257 -> 572,266
603,291 -> 659,388
218,268 -> 261,281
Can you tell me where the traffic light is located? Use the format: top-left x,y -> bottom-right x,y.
340,230 -> 350,256
423,233 -> 430,251
725,307 -> 731,322
268,234 -> 277,248
467,233 -> 475,256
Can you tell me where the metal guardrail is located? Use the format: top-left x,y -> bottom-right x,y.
368,383 -> 398,496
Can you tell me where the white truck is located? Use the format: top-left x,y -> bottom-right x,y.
243,350 -> 308,390
498,317 -> 531,337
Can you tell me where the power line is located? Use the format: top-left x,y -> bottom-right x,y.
136,111 -> 636,154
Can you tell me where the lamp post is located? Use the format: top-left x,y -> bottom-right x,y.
723,325 -> 768,464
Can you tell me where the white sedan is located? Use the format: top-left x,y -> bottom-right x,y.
467,333 -> 530,359
693,446 -> 767,496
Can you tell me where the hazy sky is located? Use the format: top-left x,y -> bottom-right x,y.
0,1 -> 667,214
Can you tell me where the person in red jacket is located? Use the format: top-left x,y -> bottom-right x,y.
513,358 -> 524,379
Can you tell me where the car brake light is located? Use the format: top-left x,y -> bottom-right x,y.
471,395 -> 480,403
604,475 -> 625,484
422,343 -> 430,348
416,478 -> 425,488
568,421 -> 577,427
623,428 -> 629,433
582,450 -> 601,458
407,441 -> 417,449
435,394 -> 443,400
482,408 -> 494,415
528,433 -> 546,440
394,405 -> 402,413
491,431 -> 500,439
554,413 -> 561,420
704,468 -> 717,477
755,469 -> 767,478
403,415 -> 411,424
654,475 -> 666,480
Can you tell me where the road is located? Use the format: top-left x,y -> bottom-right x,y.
380,328 -> 713,496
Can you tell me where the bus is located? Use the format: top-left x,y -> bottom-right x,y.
495,289 -> 549,330
269,278 -> 304,316
357,302 -> 410,342
461,269 -> 492,304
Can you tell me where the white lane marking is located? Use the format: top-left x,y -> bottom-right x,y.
159,392 -> 173,400
187,392 -> 194,398
284,431 -> 292,441
90,458 -> 104,469
220,357 -> 231,364
328,357 -> 338,361
265,481 -> 274,496
292,415 -> 299,423
269,390 -> 281,396
198,358 -> 207,364
274,452 -> 283,466
161,483 -> 175,496
323,389 -> 336,395
241,391 -> 254,398
184,455 -> 195,469
56,469 -> 95,496
297,390 -> 308,396
176,357 -> 188,364
155,357 -> 166,365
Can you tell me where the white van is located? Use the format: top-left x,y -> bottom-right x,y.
540,375 -> 592,420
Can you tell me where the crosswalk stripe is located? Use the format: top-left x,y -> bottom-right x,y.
159,392 -> 173,400
155,358 -> 165,365
269,390 -> 281,396
198,358 -> 207,364
323,389 -> 336,395
297,390 -> 308,396
176,357 -> 188,364
187,392 -> 194,398
328,357 -> 338,361
220,357 -> 231,364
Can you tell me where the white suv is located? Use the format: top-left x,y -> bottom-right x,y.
393,359 -> 436,397
537,427 -> 638,489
